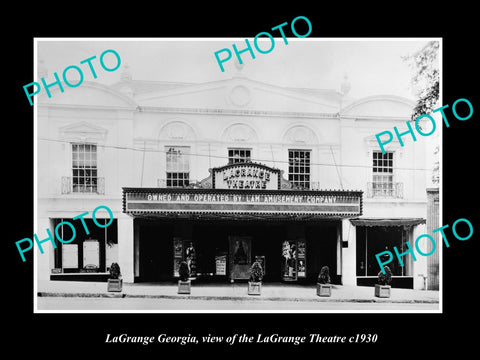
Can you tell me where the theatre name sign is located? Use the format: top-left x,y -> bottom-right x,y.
216,163 -> 279,190
122,163 -> 362,218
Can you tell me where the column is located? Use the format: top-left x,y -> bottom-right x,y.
36,217 -> 54,282
412,223 -> 428,290
341,219 -> 357,286
426,188 -> 439,290
117,214 -> 134,283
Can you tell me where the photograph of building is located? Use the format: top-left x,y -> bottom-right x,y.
35,39 -> 440,311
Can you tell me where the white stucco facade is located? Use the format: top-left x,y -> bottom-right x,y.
35,66 -> 435,290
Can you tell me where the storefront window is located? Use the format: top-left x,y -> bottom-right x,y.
53,218 -> 118,273
356,226 -> 412,277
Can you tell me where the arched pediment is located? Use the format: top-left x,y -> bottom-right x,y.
341,95 -> 415,118
158,120 -> 197,141
282,124 -> 319,145
38,81 -> 138,109
221,122 -> 259,143
59,121 -> 108,143
136,77 -> 340,114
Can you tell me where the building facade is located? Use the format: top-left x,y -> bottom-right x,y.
36,65 -> 435,290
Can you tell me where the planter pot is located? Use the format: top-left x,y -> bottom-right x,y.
375,284 -> 391,298
107,278 -> 122,292
178,280 -> 191,294
248,281 -> 262,295
316,283 -> 332,297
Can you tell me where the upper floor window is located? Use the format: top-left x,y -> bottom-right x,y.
372,151 -> 394,197
166,146 -> 190,187
72,143 -> 98,193
288,149 -> 311,189
228,148 -> 251,164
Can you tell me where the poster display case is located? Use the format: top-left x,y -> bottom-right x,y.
83,239 -> 100,269
215,253 -> 227,275
62,244 -> 78,269
281,239 -> 306,281
173,238 -> 197,278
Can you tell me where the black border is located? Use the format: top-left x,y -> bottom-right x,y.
7,4 -> 479,355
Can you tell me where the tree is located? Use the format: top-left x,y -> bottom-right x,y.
403,41 -> 440,186
404,41 -> 440,121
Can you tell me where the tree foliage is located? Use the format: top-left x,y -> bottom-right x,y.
179,261 -> 190,282
317,266 -> 331,284
109,262 -> 121,279
378,266 -> 392,286
404,41 -> 440,121
249,261 -> 263,282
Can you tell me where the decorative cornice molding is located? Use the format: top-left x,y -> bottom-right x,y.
38,103 -> 139,112
340,114 -> 409,121
59,121 -> 108,144
137,106 -> 339,119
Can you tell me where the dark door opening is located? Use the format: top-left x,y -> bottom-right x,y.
138,221 -> 173,282
306,224 -> 338,284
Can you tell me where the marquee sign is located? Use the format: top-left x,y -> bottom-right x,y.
122,163 -> 362,218
122,188 -> 363,218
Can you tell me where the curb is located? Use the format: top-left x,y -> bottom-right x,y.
37,292 -> 439,304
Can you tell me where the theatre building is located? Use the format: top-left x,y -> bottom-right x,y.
36,63 -> 437,290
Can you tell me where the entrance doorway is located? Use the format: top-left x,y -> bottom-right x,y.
193,222 -> 285,283
229,236 -> 251,281
138,221 -> 174,282
305,224 -> 338,283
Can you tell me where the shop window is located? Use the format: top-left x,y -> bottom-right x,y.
228,148 -> 251,164
372,151 -> 394,196
356,226 -> 412,277
166,146 -> 190,187
53,218 -> 118,273
72,143 -> 98,193
288,149 -> 311,189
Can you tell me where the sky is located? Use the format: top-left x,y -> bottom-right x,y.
36,38 -> 436,101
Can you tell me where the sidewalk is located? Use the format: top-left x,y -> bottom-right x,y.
37,280 -> 440,303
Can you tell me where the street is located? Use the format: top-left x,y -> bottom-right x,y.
36,296 -> 439,311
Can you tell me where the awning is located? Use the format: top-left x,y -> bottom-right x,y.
350,218 -> 425,227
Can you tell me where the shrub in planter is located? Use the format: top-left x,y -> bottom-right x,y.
248,261 -> 263,295
375,265 -> 392,298
316,266 -> 332,297
178,261 -> 191,294
107,262 -> 122,292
